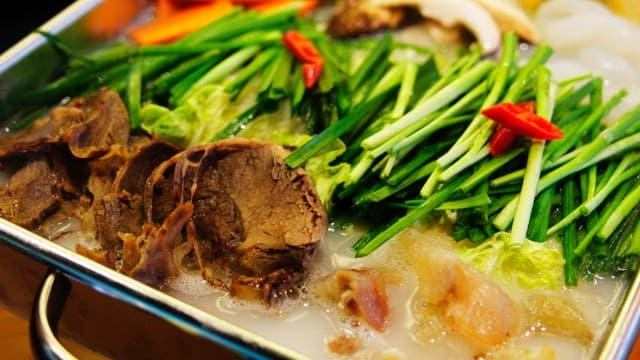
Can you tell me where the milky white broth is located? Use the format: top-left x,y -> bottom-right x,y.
156,223 -> 627,360
43,212 -> 629,359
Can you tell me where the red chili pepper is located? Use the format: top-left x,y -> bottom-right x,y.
482,102 -> 563,141
516,100 -> 535,113
302,62 -> 322,89
282,30 -> 324,65
489,125 -> 519,157
282,30 -> 324,88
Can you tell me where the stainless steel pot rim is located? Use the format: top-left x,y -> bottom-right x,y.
0,218 -> 307,360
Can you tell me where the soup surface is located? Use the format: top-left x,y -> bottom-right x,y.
158,224 -> 627,359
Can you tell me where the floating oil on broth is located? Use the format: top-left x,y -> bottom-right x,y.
164,223 -> 629,360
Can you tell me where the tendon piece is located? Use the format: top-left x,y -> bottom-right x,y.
400,228 -> 520,346
473,0 -> 540,43
329,0 -> 540,53
312,268 -> 390,332
445,261 -> 520,346
172,138 -> 327,301
120,203 -> 194,288
0,157 -> 62,229
377,0 -> 502,53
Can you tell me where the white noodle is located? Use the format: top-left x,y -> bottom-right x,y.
534,0 -> 640,124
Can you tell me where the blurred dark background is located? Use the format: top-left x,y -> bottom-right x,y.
0,1 -> 76,53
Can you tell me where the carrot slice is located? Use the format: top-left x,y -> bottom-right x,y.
157,0 -> 221,18
85,0 -> 148,39
156,0 -> 181,18
238,0 -> 318,15
129,0 -> 234,45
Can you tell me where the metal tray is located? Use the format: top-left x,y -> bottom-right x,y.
0,1 -> 638,359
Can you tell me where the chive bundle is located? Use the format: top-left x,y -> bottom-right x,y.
285,30 -> 640,285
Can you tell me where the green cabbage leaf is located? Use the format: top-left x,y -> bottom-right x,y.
457,232 -> 565,290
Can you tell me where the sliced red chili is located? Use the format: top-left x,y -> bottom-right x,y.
482,102 -> 563,141
302,62 -> 322,89
516,100 -> 535,113
489,125 -> 519,157
282,30 -> 324,65
282,30 -> 324,89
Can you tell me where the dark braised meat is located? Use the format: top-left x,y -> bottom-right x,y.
0,88 -> 328,303
326,0 -> 420,38
113,139 -> 181,195
0,87 -> 129,159
149,139 -> 328,301
89,139 -> 182,271
0,106 -> 85,158
93,191 -> 145,252
0,88 -> 327,303
66,87 -> 130,159
0,146 -> 93,236
87,140 -> 181,247
0,157 -> 63,229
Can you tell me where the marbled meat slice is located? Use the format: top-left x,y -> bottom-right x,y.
90,139 -> 181,267
112,139 -> 182,195
156,138 -> 328,301
0,157 -> 63,229
0,87 -> 130,160
66,87 -> 130,159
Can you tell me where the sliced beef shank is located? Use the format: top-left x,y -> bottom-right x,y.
113,139 -> 182,195
0,87 -> 130,160
90,139 -> 182,267
66,87 -> 130,159
0,157 -> 63,229
151,138 -> 328,301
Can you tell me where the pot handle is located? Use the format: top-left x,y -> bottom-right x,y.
30,269 -> 77,360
